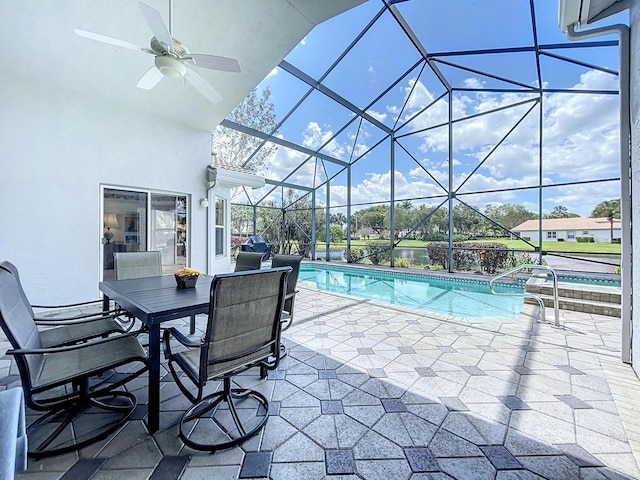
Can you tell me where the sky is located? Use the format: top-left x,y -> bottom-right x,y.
227,0 -> 628,219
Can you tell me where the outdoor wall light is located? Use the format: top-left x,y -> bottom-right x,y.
200,198 -> 209,208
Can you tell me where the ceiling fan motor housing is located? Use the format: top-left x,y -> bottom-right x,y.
155,55 -> 186,78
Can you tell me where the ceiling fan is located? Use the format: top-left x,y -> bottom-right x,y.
74,1 -> 241,103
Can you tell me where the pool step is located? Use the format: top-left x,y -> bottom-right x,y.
524,277 -> 621,318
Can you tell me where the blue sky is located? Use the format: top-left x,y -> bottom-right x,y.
228,0 -> 627,218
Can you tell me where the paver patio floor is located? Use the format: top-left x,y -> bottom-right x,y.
5,280 -> 640,479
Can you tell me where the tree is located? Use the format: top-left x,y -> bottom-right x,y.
330,224 -> 344,242
230,204 -> 253,236
330,212 -> 347,227
358,205 -> 388,237
389,200 -> 414,239
485,203 -> 537,232
453,203 -> 483,235
544,205 -> 579,219
211,87 -> 277,173
591,199 -> 620,218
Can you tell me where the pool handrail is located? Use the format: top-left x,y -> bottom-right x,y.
489,264 -> 560,327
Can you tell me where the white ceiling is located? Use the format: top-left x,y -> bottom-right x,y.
2,0 -> 365,131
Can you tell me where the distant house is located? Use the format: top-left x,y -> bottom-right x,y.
512,217 -> 621,243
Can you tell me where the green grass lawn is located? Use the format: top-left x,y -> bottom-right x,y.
323,238 -> 621,254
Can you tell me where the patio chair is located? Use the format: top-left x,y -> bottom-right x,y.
114,251 -> 197,333
270,254 -> 302,330
113,251 -> 162,280
270,254 -> 303,359
0,261 -> 128,346
234,251 -> 264,272
0,266 -> 149,458
162,266 -> 291,452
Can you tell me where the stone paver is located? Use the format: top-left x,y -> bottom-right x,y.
6,281 -> 640,479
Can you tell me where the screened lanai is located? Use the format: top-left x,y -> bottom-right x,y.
214,0 -> 627,278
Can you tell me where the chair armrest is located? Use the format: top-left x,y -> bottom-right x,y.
163,327 -> 202,348
34,309 -> 121,324
8,332 -> 139,355
31,299 -> 104,309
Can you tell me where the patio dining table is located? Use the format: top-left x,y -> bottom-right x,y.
99,274 -> 213,434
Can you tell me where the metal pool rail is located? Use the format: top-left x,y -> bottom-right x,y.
490,264 -> 560,327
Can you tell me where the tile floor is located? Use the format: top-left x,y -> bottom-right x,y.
4,279 -> 640,479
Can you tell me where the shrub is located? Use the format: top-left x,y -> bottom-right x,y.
425,241 -> 513,273
577,237 -> 594,243
395,257 -> 412,268
366,241 -> 391,265
612,238 -> 621,244
348,247 -> 366,263
557,238 -> 564,242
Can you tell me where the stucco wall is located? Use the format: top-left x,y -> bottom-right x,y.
0,79 -> 211,305
631,0 -> 640,376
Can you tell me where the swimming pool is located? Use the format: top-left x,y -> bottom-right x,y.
299,263 -> 525,318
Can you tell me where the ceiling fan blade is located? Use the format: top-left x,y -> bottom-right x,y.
185,68 -> 222,103
74,29 -> 153,54
139,2 -> 173,49
189,54 -> 241,73
136,66 -> 164,90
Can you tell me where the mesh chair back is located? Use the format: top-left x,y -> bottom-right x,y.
113,251 -> 162,280
234,252 -> 264,272
0,261 -> 36,317
0,266 -> 43,386
270,254 -> 302,312
204,267 -> 290,379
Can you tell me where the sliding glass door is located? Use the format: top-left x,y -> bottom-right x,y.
102,187 -> 188,280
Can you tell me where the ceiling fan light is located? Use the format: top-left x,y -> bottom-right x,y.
154,56 -> 186,78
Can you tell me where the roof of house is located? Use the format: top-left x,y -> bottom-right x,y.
513,217 -> 622,232
209,157 -> 254,176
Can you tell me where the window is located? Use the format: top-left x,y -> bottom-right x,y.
546,231 -> 557,239
567,231 -> 575,239
215,198 -> 226,256
103,187 -> 188,280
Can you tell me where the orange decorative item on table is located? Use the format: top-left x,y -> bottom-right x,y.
174,268 -> 205,288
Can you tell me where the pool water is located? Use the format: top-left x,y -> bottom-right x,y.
299,264 -> 525,318
552,274 -> 621,289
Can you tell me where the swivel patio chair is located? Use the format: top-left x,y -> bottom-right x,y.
113,251 -> 163,280
270,254 -> 303,359
113,251 -> 199,334
270,254 -> 302,330
233,251 -> 264,272
0,267 -> 149,458
162,266 -> 290,452
0,261 -> 128,346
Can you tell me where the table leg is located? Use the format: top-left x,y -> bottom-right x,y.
102,294 -> 110,314
147,324 -> 161,434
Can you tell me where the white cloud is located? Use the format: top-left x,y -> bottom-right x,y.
259,69 -> 618,217
265,67 -> 278,79
366,109 -> 387,123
